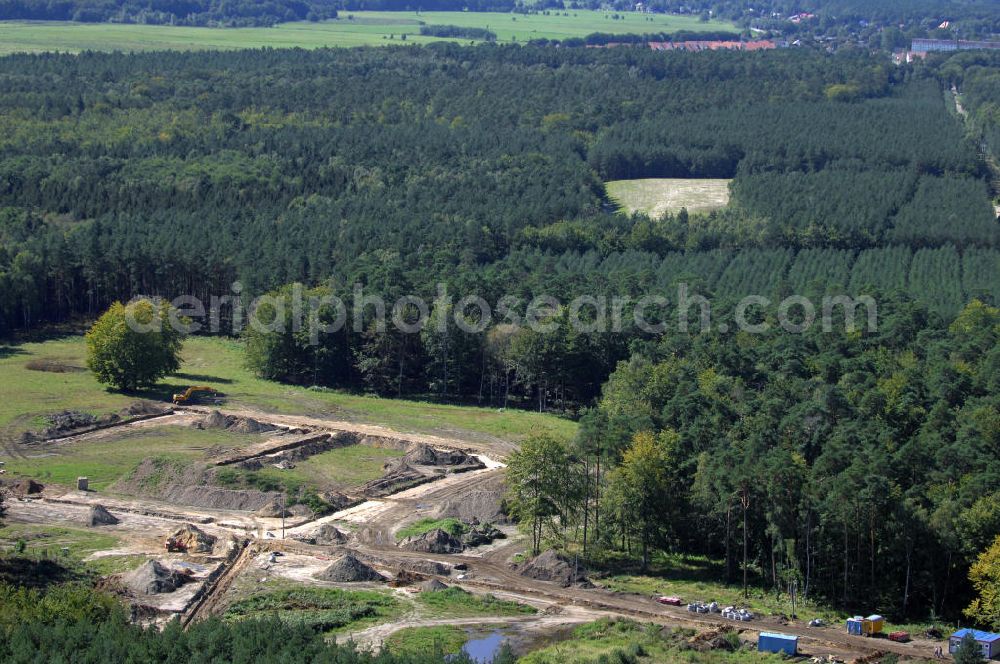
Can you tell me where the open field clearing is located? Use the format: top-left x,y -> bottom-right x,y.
276,444 -> 406,490
606,178 -> 732,218
0,336 -> 575,444
3,425 -> 263,490
0,11 -> 735,54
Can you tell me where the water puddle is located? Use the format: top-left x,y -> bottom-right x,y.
461,631 -> 504,663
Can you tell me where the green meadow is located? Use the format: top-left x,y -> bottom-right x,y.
0,336 -> 576,444
0,11 -> 736,54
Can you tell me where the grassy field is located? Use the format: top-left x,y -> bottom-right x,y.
284,444 -> 405,489
0,524 -> 145,575
3,426 -> 259,490
0,335 -> 576,444
0,11 -> 736,54
386,625 -> 469,657
606,178 -> 732,218
224,586 -> 403,636
415,587 -> 537,618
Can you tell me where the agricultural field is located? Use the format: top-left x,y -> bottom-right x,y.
0,10 -> 736,54
606,178 -> 732,218
0,336 -> 577,444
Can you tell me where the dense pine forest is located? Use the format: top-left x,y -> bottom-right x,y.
1,31 -> 1000,631
1,46 -> 999,405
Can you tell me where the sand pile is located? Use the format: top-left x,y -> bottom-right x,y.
313,524 -> 348,545
400,528 -> 463,554
253,498 -> 292,518
195,411 -> 276,434
404,444 -> 477,467
518,550 -> 587,587
165,524 -> 217,554
124,401 -> 171,416
433,475 -> 507,524
124,560 -> 183,595
419,579 -> 448,592
10,479 -> 44,496
86,504 -> 119,526
314,553 -> 385,583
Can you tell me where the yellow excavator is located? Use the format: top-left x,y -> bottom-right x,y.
172,386 -> 217,405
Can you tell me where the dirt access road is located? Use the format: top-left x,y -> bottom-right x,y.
5,405 -> 943,661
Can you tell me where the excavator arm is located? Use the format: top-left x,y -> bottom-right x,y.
172,386 -> 215,405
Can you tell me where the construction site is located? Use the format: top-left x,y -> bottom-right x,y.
0,397 -> 957,662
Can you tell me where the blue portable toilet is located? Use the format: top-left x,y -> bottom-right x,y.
847,617 -> 864,636
758,632 -> 798,655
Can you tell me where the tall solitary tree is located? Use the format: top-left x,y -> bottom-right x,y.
505,434 -> 571,555
607,430 -> 676,570
86,299 -> 185,391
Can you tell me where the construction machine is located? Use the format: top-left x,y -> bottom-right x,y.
172,386 -> 216,405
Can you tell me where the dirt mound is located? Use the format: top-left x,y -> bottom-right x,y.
195,410 -> 277,434
361,462 -> 427,497
228,417 -> 277,434
314,553 -> 385,583
123,401 -> 171,417
253,498 -> 292,518
318,491 -> 354,511
39,410 -> 119,438
462,523 -> 504,547
274,436 -> 340,463
313,524 -> 348,545
114,459 -> 282,512
200,410 -> 230,429
10,479 -> 44,496
433,475 -> 507,524
86,504 -> 119,526
404,443 -> 479,467
400,528 -> 463,554
398,559 -> 451,577
419,579 -> 449,592
689,627 -> 738,652
166,524 -> 217,554
124,560 -> 183,595
25,359 -> 85,373
389,570 -> 426,587
518,550 -> 586,587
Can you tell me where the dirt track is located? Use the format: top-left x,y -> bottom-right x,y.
2,406 -> 946,661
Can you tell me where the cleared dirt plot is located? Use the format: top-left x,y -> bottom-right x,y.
605,178 -> 731,219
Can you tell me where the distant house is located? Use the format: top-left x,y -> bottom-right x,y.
912,38 -> 1000,53
949,629 -> 1000,660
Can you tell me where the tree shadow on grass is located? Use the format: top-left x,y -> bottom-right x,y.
0,345 -> 26,360
126,381 -> 228,406
592,552 -> 728,583
0,557 -> 81,590
171,372 -> 234,385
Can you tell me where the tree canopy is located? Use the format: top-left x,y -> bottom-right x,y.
85,299 -> 185,391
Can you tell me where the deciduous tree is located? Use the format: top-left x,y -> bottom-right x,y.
85,299 -> 185,391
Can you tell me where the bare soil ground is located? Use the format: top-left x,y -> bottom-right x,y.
1,406 -> 944,661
